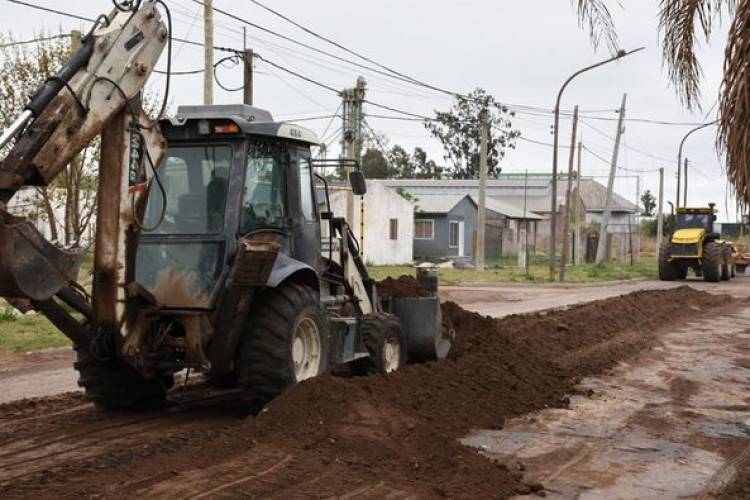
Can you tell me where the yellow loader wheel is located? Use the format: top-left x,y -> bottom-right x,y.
703,242 -> 723,283
658,240 -> 682,281
721,245 -> 732,281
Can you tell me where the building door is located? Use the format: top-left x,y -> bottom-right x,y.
457,221 -> 465,256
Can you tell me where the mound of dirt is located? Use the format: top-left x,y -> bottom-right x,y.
247,286 -> 728,497
1,287 -> 731,499
376,275 -> 431,298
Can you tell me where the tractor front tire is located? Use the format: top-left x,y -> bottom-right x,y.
703,242 -> 723,283
352,313 -> 407,376
658,240 -> 680,281
75,348 -> 172,410
237,283 -> 328,408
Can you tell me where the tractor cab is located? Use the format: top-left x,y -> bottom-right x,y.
135,105 -> 321,310
675,204 -> 717,234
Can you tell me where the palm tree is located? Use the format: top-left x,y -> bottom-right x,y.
574,1 -> 750,203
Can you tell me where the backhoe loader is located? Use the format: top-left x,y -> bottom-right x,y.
0,1 -> 452,409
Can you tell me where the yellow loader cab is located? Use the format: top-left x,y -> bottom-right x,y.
659,204 -> 735,282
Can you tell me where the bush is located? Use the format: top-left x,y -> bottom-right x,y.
0,305 -> 18,323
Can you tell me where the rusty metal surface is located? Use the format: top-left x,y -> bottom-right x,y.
0,4 -> 167,202
93,112 -> 128,329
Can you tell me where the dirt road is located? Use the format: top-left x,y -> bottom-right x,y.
441,276 -> 745,317
0,283 -> 744,498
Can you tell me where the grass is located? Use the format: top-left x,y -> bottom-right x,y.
368,256 -> 658,285
0,309 -> 71,353
0,251 -> 92,354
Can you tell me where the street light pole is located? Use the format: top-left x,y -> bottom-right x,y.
549,47 -> 644,281
676,119 -> 717,210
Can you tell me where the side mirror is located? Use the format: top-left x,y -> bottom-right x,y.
349,171 -> 367,195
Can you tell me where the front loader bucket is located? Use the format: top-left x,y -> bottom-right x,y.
389,296 -> 454,362
0,212 -> 84,301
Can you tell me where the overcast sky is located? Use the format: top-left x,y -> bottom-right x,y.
2,0 -> 736,220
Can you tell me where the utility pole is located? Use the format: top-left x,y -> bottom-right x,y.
203,0 -> 214,105
341,77 -> 366,224
574,141 -> 583,265
559,105 -> 579,281
634,174 -> 641,262
656,167 -> 664,251
596,93 -> 627,266
476,110 -> 489,272
243,49 -> 253,105
683,158 -> 689,206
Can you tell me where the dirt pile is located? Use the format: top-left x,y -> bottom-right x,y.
376,275 -> 431,298
0,287 -> 731,499
246,286 -> 728,497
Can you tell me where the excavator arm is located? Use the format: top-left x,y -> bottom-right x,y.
0,1 -> 168,305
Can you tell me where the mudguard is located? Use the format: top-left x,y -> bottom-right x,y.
266,253 -> 319,290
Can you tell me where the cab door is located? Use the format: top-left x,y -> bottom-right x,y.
290,148 -> 321,273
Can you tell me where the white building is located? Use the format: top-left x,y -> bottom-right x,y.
323,180 -> 414,266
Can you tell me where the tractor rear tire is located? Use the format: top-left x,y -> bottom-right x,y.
74,348 -> 172,410
237,283 -> 328,408
352,313 -> 407,376
722,246 -> 734,280
658,240 -> 680,281
703,242 -> 723,283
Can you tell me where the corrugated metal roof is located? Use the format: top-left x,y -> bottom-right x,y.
468,195 -> 544,220
413,194 -> 467,214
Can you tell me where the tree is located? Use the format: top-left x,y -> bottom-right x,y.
573,1 -> 750,204
641,189 -> 656,217
425,88 -> 520,180
0,31 -> 97,245
361,148 -> 390,179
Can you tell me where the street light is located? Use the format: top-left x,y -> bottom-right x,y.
676,119 -> 718,209
549,47 -> 645,281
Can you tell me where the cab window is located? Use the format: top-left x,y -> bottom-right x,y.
241,141 -> 287,233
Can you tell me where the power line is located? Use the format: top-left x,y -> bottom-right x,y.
580,119 -> 674,163
582,144 -> 660,173
0,33 -> 72,48
253,52 -> 340,94
244,0 -> 428,87
191,0 -> 450,94
5,0 -> 239,53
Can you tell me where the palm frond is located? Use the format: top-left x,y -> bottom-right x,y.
574,0 -> 620,53
719,0 -> 750,202
658,0 -> 734,109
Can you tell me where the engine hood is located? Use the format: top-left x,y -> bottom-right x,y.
672,228 -> 705,244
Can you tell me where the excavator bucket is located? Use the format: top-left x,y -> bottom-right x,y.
0,211 -> 84,301
390,295 -> 454,362
385,268 -> 455,362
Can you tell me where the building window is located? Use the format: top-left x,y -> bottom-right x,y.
389,219 -> 398,240
449,221 -> 459,248
414,219 -> 434,240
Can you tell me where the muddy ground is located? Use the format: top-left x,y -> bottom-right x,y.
0,286 -> 734,498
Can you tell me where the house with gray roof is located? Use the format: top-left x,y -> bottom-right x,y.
408,192 -> 543,261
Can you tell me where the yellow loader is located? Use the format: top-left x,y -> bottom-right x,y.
659,204 -> 735,282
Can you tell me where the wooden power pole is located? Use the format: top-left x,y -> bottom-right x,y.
559,105 -> 579,281
574,141 -> 583,265
476,110 -> 489,272
596,93 -> 627,266
243,49 -> 253,105
203,0 -> 214,105
683,158 -> 689,207
656,167 -> 664,251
